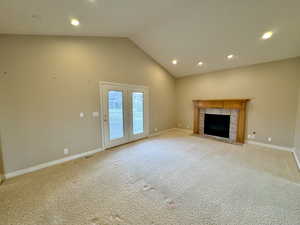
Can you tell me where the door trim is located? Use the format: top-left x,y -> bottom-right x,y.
99,81 -> 148,90
99,81 -> 150,150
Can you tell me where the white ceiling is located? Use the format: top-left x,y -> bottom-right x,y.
1,0 -> 300,77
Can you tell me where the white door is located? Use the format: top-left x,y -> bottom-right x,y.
100,82 -> 149,149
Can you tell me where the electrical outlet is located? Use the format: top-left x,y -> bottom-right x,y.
64,148 -> 69,155
80,112 -> 84,118
248,134 -> 255,139
154,128 -> 158,132
268,137 -> 272,142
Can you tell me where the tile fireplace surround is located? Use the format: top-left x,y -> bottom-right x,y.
200,108 -> 238,143
193,99 -> 250,144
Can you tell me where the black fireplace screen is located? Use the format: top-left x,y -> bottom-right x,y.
204,114 -> 230,138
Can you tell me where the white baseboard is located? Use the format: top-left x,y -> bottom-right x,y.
293,150 -> 300,171
148,128 -> 178,137
5,128 -> 179,180
246,140 -> 294,152
5,134 -> 298,180
174,128 -> 193,134
5,148 -> 104,179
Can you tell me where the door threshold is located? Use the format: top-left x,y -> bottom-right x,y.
105,136 -> 149,151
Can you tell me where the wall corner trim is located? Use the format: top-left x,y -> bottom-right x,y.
5,148 -> 104,179
293,149 -> 300,171
245,140 -> 294,152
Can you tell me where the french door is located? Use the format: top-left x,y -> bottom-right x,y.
100,82 -> 149,149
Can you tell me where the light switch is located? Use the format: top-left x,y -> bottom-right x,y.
80,112 -> 84,118
64,148 -> 69,155
92,112 -> 99,117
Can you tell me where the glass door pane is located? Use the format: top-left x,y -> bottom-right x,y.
101,83 -> 149,149
132,92 -> 144,135
108,90 -> 124,140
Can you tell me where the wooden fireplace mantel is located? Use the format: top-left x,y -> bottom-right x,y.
193,99 -> 250,143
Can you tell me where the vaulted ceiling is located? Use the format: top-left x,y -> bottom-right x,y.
1,0 -> 300,77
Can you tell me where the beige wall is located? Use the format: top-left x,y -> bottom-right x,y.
176,57 -> 300,148
0,35 -> 176,173
1,34 -> 299,175
295,88 -> 300,161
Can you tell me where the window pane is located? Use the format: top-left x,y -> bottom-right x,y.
108,90 -> 124,140
132,92 -> 144,135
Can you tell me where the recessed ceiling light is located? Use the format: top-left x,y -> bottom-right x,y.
227,54 -> 234,59
70,18 -> 80,26
172,59 -> 178,65
262,31 -> 273,40
197,61 -> 203,66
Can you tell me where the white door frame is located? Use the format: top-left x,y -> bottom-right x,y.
99,81 -> 150,149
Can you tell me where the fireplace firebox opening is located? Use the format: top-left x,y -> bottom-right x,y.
204,114 -> 230,138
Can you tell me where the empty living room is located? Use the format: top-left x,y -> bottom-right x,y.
1,0 -> 300,224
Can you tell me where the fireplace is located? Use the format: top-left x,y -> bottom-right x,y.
204,114 -> 230,138
200,108 -> 238,141
193,99 -> 250,143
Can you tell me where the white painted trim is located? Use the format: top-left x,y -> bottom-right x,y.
99,81 -> 150,149
246,140 -> 294,152
148,128 -> 194,137
4,128 -> 176,179
99,83 -> 106,150
174,128 -> 193,134
5,127 -> 176,180
293,150 -> 300,171
99,81 -> 149,90
5,148 -> 104,179
148,128 -> 178,137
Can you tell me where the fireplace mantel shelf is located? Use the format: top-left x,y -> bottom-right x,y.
193,99 -> 250,143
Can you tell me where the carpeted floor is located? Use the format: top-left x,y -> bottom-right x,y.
1,130 -> 300,225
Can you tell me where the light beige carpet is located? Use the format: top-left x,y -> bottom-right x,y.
1,130 -> 300,225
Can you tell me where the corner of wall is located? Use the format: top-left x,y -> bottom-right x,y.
293,76 -> 300,170
127,38 -> 176,79
0,132 -> 5,184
